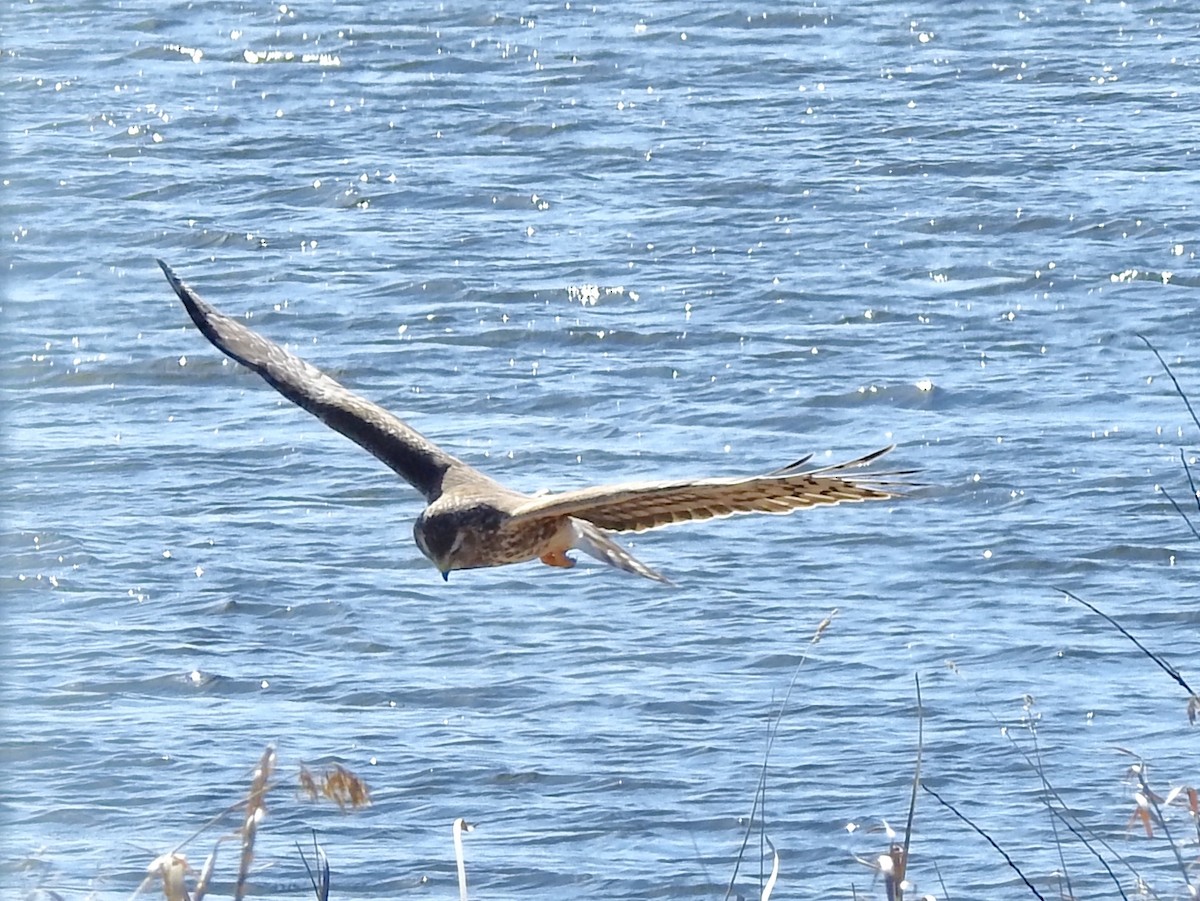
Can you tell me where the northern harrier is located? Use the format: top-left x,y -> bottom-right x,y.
158,260 -> 908,584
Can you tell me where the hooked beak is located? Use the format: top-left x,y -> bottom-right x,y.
441,570 -> 449,582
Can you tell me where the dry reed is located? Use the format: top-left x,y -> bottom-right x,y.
132,746 -> 370,901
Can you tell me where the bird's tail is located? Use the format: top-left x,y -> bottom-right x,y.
568,518 -> 673,585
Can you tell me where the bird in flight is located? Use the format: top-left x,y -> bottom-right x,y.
158,260 -> 908,584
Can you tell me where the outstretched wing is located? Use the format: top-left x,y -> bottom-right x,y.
507,446 -> 909,532
158,259 -> 465,502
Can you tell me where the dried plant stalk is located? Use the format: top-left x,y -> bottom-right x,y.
234,744 -> 277,901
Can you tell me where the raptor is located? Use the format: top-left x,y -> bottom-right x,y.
158,260 -> 908,584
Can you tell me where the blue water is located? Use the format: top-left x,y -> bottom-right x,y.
4,2 -> 1198,898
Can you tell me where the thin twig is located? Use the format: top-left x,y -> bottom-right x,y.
1158,485 -> 1200,542
1055,588 -> 1196,699
168,795 -> 261,857
921,784 -> 1047,900
1039,785 -> 1134,899
1139,334 -> 1200,534
896,673 -> 924,901
971,682 -> 1137,898
724,609 -> 837,901
1180,449 -> 1200,517
948,665 -> 1136,899
931,859 -> 950,901
760,697 -> 770,894
1021,699 -> 1072,900
296,829 -> 330,901
1138,334 -> 1200,436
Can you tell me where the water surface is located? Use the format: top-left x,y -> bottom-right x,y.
4,2 -> 1198,898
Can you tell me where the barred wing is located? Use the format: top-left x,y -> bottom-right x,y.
508,446 -> 907,533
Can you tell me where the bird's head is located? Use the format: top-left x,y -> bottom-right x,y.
414,512 -> 467,581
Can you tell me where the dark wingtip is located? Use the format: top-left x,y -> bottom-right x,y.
157,259 -> 189,300
156,259 -> 214,335
767,452 -> 815,476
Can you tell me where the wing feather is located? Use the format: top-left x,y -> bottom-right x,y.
159,259 -> 463,501
508,446 -> 909,533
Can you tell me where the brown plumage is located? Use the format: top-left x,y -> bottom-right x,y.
158,260 -> 910,584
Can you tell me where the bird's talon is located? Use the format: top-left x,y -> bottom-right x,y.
539,550 -> 575,568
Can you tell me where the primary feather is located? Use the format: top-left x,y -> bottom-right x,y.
158,259 -> 468,501
508,447 -> 908,533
